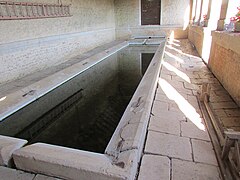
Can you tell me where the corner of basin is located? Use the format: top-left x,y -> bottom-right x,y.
12,143 -> 134,180
0,135 -> 27,167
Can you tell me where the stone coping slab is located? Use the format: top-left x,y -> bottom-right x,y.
0,39 -> 166,179
0,135 -> 27,167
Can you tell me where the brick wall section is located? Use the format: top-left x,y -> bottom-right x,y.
209,31 -> 240,106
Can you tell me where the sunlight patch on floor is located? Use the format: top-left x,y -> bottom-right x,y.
164,51 -> 185,64
162,62 -> 191,83
0,96 -> 6,102
158,78 -> 206,131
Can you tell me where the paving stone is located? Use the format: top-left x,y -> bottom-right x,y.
225,109 -> 240,117
156,86 -> 165,95
152,108 -> 186,121
210,102 -> 238,110
145,131 -> 192,161
214,90 -> 231,97
198,72 -> 215,79
210,84 -> 225,91
213,110 -> 228,118
0,166 -> 35,180
167,79 -> 184,89
209,94 -> 233,103
172,87 -> 193,96
161,68 -> 175,76
171,75 -> 189,83
155,93 -> 172,103
186,94 -> 197,101
160,74 -> 172,81
172,159 -> 221,180
219,117 -> 240,128
191,78 -> 219,85
168,102 -> 181,112
181,122 -> 210,141
229,126 -> 240,131
152,101 -> 169,117
148,116 -> 180,136
138,155 -> 170,180
185,72 -> 200,79
191,139 -> 218,166
34,174 -> 62,180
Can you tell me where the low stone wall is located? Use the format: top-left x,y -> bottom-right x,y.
116,26 -> 188,39
188,25 -> 204,56
188,25 -> 212,63
209,31 -> 240,106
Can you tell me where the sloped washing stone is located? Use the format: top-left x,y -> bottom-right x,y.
0,135 -> 27,167
0,166 -> 35,180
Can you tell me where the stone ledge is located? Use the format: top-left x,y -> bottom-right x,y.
13,143 -> 130,180
211,31 -> 240,55
0,135 -> 27,167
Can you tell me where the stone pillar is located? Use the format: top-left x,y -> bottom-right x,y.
189,0 -> 194,24
194,0 -> 201,24
197,0 -> 204,25
217,0 -> 229,30
205,0 -> 212,26
191,0 -> 197,24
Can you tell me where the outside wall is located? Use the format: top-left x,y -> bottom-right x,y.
0,0 -> 115,84
188,25 -> 212,63
114,0 -> 190,39
188,0 -> 240,106
209,32 -> 240,106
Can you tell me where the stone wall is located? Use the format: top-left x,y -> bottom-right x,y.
114,0 -> 190,39
209,31 -> 240,106
0,0 -> 115,84
188,25 -> 204,56
0,0 -> 192,84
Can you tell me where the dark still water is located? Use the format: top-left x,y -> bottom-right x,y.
18,46 -> 158,153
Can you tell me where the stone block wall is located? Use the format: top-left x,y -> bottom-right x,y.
188,25 -> 204,56
0,0 -> 115,84
188,25 -> 213,63
209,31 -> 240,106
114,0 -> 190,39
0,0 -> 192,84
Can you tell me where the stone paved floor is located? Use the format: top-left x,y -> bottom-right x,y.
138,39 -> 224,180
0,166 -> 62,180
